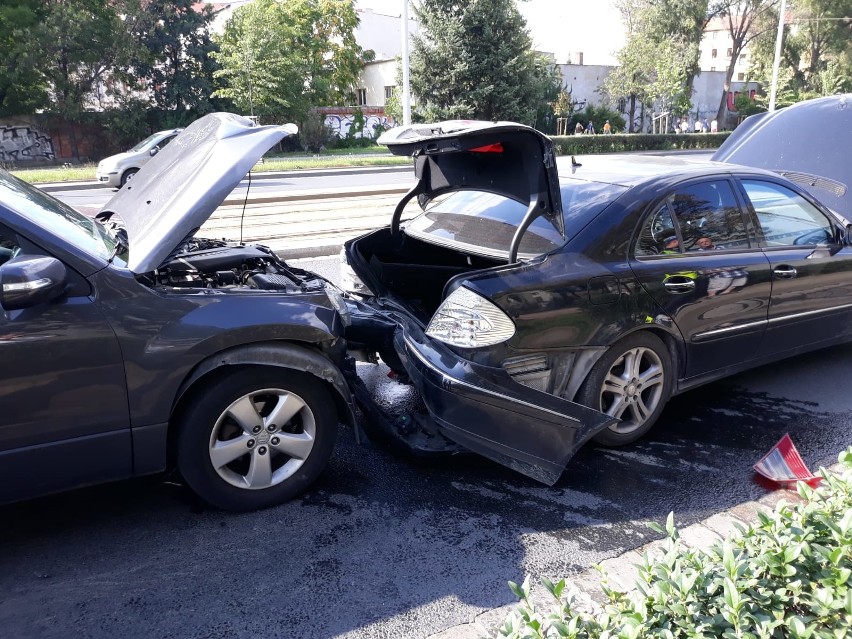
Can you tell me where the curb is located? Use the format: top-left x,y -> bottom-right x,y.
426,463 -> 844,639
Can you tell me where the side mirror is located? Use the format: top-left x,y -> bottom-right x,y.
0,255 -> 67,311
149,146 -> 159,156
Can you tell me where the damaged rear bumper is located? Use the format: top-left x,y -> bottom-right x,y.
348,300 -> 616,485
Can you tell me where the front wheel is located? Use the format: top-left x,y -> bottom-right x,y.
120,168 -> 139,187
577,332 -> 673,447
177,368 -> 337,511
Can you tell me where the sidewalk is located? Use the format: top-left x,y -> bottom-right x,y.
424,461 -> 845,639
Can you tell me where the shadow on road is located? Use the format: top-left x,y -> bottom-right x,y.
1,345 -> 849,639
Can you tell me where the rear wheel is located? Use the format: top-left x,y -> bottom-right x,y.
177,368 -> 337,511
577,333 -> 673,446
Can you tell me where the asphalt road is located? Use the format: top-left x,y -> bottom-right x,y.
50,166 -> 416,212
1,253 -> 850,639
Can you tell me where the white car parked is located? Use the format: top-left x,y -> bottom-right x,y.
96,128 -> 182,188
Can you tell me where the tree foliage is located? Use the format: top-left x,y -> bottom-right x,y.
212,0 -> 364,123
0,1 -> 48,115
745,0 -> 851,107
131,0 -> 220,114
409,0 -> 560,124
602,0 -> 716,129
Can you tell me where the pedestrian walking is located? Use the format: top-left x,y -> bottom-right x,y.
586,121 -> 595,135
575,121 -> 584,135
603,120 -> 612,134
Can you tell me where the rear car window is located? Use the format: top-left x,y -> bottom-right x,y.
405,179 -> 626,257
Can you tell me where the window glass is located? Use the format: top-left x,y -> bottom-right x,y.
670,180 -> 749,251
406,180 -> 626,257
742,180 -> 833,246
635,204 -> 678,256
0,170 -> 120,262
0,225 -> 20,266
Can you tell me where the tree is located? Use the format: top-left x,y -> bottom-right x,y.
131,0 -> 220,114
213,0 -> 364,123
603,0 -> 721,131
745,0 -> 851,104
409,0 -> 553,124
712,0 -> 780,124
35,0 -> 130,157
0,2 -> 48,115
792,0 -> 852,78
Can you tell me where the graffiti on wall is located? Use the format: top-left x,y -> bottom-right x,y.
0,125 -> 55,162
324,113 -> 395,139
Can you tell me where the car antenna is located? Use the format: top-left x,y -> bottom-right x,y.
240,170 -> 252,244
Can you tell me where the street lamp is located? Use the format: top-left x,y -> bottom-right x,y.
401,0 -> 412,125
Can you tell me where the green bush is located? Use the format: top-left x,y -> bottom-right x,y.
551,132 -> 731,156
498,447 -> 852,639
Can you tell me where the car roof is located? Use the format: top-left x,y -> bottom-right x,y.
555,154 -> 741,187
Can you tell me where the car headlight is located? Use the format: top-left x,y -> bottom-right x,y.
325,285 -> 351,327
426,286 -> 515,348
339,248 -> 373,295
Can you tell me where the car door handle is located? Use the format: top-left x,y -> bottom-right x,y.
773,265 -> 797,279
663,276 -> 696,294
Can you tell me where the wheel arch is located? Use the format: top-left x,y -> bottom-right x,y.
560,325 -> 684,402
166,341 -> 356,467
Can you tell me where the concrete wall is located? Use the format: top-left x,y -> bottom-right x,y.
0,116 -> 109,164
556,63 -> 760,131
314,106 -> 394,138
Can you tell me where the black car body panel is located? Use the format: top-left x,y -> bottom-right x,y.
346,109 -> 852,484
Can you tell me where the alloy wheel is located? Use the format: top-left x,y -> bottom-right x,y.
208,388 -> 316,490
599,346 -> 665,434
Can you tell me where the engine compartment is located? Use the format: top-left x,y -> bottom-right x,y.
142,237 -> 322,293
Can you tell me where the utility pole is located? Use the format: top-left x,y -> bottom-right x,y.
401,0 -> 412,125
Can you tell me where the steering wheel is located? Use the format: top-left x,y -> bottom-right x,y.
792,228 -> 831,246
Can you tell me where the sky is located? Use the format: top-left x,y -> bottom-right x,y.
356,0 -> 625,66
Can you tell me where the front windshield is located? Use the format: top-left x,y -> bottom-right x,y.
129,132 -> 165,152
405,179 -> 626,258
0,170 -> 124,265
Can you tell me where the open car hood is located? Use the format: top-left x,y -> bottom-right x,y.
712,94 -> 851,217
378,121 -> 564,245
101,113 -> 297,274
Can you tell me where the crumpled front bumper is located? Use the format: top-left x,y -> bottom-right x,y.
347,300 -> 616,485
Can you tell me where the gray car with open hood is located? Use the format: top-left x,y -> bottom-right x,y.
0,113 -> 355,511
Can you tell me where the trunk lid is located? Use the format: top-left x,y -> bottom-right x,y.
378,121 -> 564,240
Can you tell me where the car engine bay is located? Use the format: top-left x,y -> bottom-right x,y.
142,237 -> 323,292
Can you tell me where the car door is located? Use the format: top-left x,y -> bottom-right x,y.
737,178 -> 852,357
630,178 -> 773,378
0,223 -> 131,503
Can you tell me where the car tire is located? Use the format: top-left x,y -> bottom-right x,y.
177,368 -> 337,512
120,168 -> 139,187
577,332 -> 673,447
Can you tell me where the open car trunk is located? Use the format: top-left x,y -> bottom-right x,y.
347,227 -> 503,323
343,121 -> 617,486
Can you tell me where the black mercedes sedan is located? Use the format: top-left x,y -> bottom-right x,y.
344,94 -> 852,485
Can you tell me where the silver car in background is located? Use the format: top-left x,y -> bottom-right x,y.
96,128 -> 182,188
